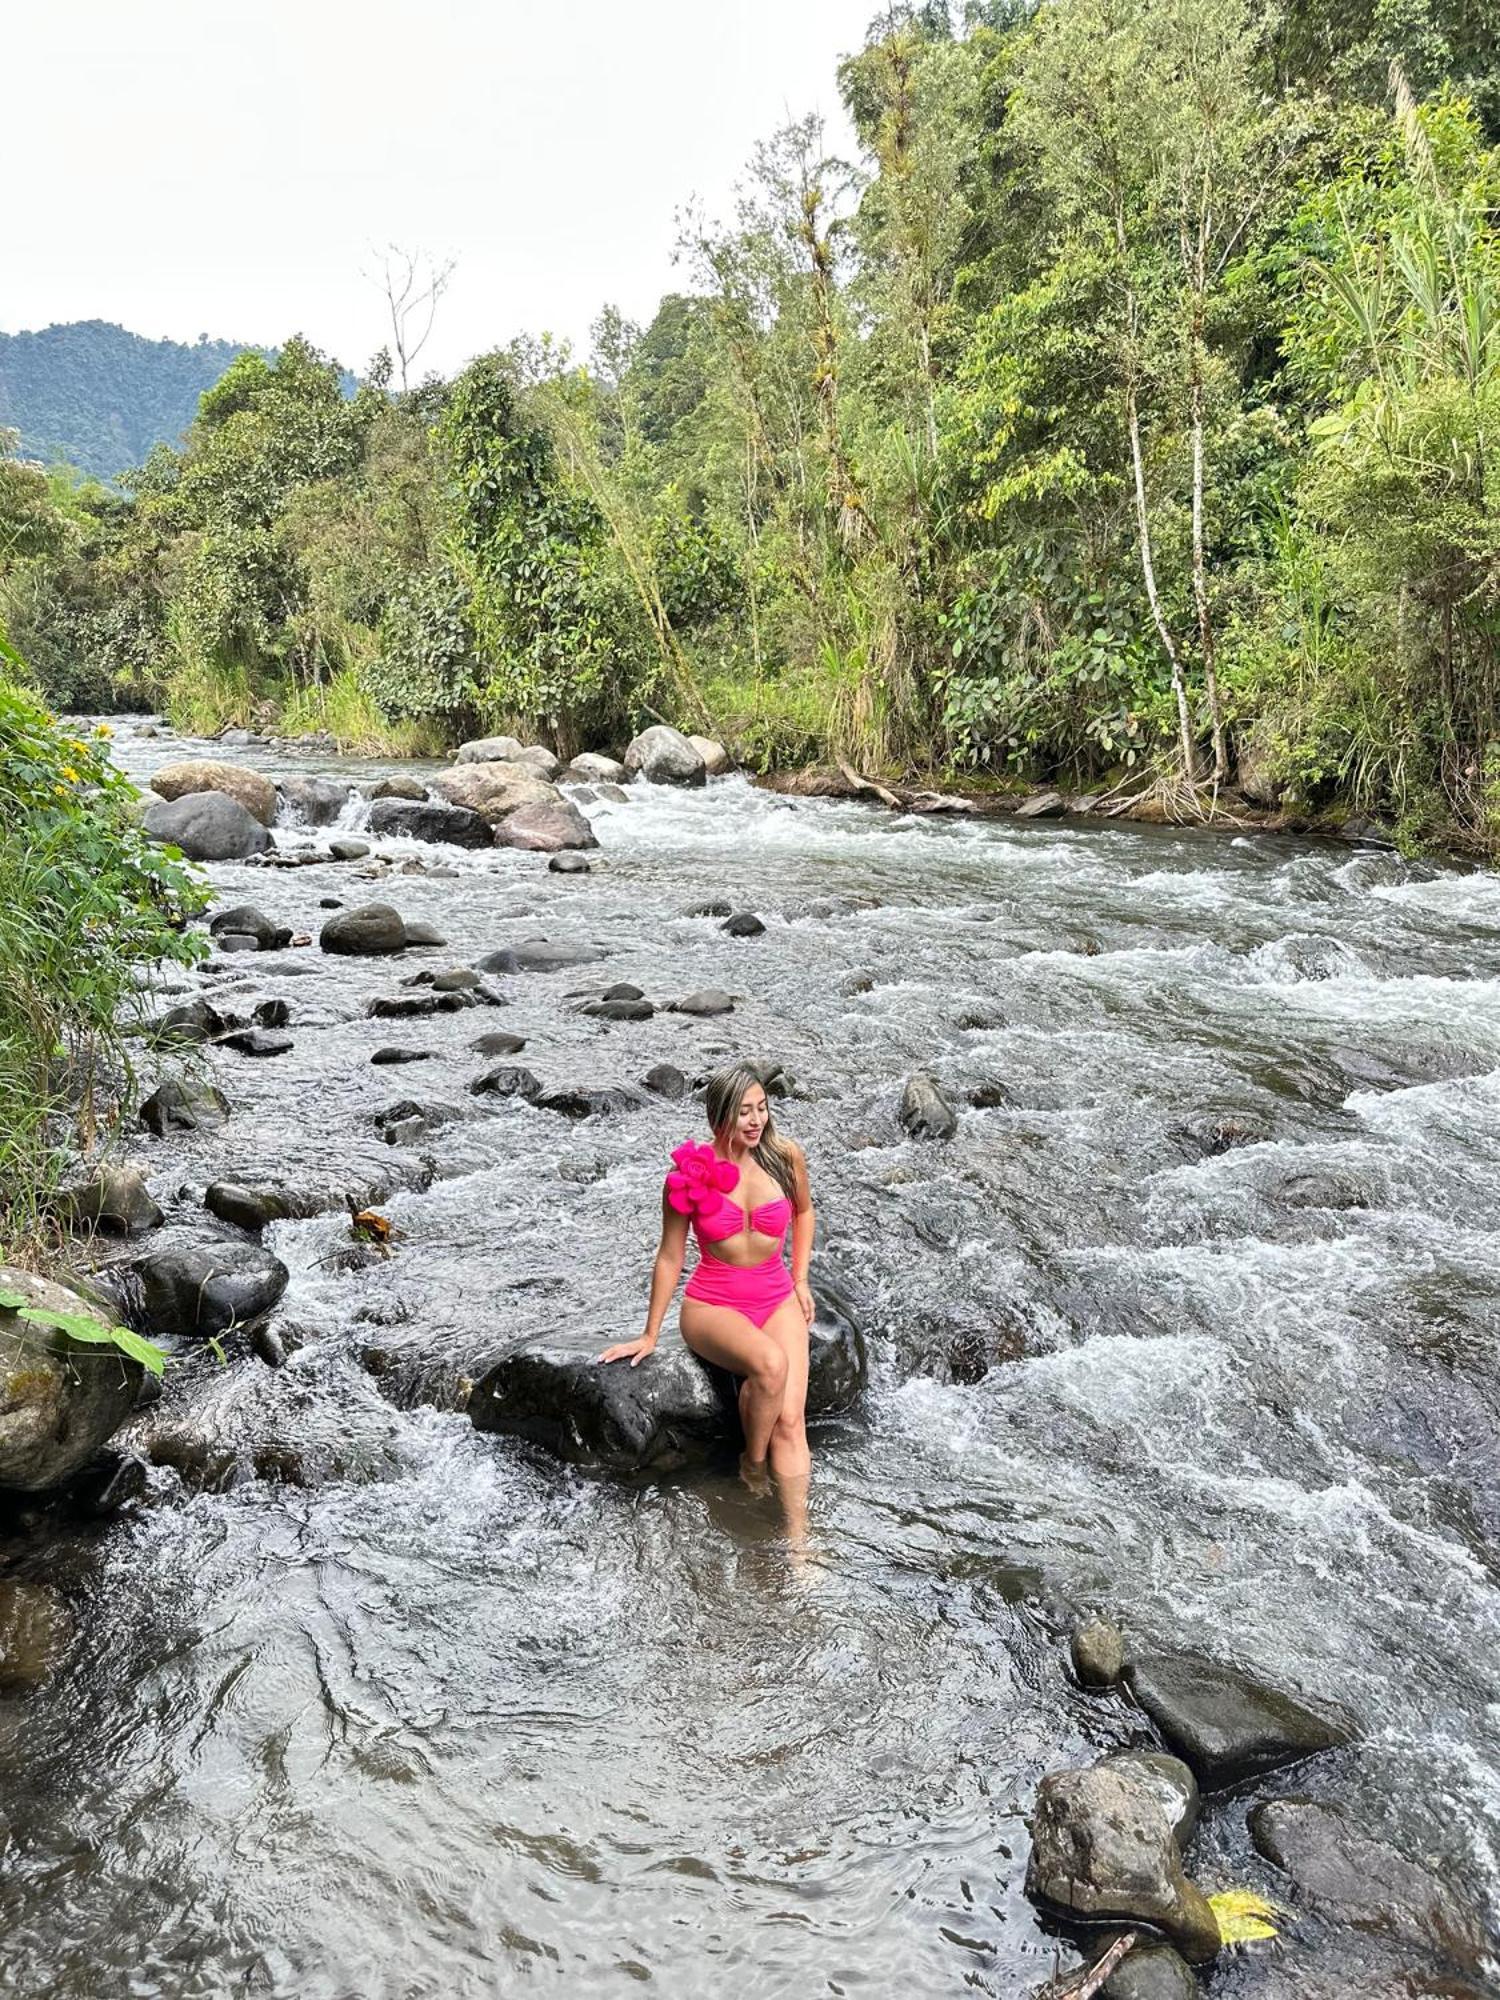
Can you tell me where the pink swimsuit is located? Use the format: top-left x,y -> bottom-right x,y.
666,1142 -> 796,1330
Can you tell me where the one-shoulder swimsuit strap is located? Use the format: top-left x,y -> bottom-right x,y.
666,1139 -> 796,1331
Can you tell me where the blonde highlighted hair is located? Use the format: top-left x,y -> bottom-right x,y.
703,1064 -> 799,1201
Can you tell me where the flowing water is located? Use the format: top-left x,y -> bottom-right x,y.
4,726 -> 1500,1998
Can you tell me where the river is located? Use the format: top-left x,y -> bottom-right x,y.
4,725 -> 1499,1997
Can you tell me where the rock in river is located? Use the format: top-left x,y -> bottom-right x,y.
900,1072 -> 958,1140
0,1581 -> 75,1694
1125,1653 -> 1350,1787
1025,1760 -> 1221,1963
139,1075 -> 231,1136
432,763 -> 559,822
492,801 -> 598,853
455,734 -> 529,764
0,1267 -> 145,1493
561,752 -> 626,784
133,1239 -> 289,1340
1249,1796 -> 1488,1974
277,773 -> 351,825
470,1286 -> 865,1474
208,903 -> 292,951
143,791 -> 273,861
669,988 -> 734,1018
367,798 -> 493,848
479,939 -> 607,975
149,757 -> 277,826
624,725 -> 706,787
58,1163 -> 163,1236
1101,1943 -> 1198,2000
320,903 -> 408,956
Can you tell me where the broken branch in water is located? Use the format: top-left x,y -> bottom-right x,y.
1035,1931 -> 1139,2000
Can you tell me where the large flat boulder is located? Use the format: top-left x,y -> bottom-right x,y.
470,1287 -> 865,1473
149,758 -> 277,826
478,939 -> 608,975
320,903 -> 407,955
0,1268 -> 144,1493
432,763 -> 560,822
143,791 -> 272,861
624,726 -> 706,786
367,798 -> 493,848
1125,1654 -> 1350,1788
491,801 -> 598,852
1249,1797 -> 1488,1974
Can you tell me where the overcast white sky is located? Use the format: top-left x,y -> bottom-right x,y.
6,0 -> 879,376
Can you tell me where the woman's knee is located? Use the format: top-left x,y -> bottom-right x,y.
753,1343 -> 789,1397
770,1408 -> 806,1446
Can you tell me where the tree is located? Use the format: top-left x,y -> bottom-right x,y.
366,245 -> 457,393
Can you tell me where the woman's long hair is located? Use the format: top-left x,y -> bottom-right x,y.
704,1064 -> 799,1201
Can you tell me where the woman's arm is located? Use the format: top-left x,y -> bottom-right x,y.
599,1193 -> 689,1365
789,1142 -> 817,1325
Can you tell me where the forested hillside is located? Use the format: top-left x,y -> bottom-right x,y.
5,0 -> 1500,848
0,322 -> 257,482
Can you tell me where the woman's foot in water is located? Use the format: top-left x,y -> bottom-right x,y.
739,1452 -> 772,1496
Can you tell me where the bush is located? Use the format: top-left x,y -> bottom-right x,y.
0,646 -> 206,1254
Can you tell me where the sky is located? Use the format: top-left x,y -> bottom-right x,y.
5,0 -> 881,379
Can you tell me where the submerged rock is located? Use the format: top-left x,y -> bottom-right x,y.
149,757 -> 277,826
900,1072 -> 958,1140
470,1030 -> 528,1058
1025,1761 -> 1221,1964
0,1582 -> 75,1695
1101,1942 -> 1199,2000
217,1028 -> 294,1057
624,725 -> 706,787
320,904 -> 407,956
147,997 -> 229,1044
536,1084 -> 648,1119
0,1267 -> 145,1493
549,851 -> 591,874
1125,1653 -> 1349,1787
143,791 -> 272,861
1249,1797 -> 1487,1973
479,939 -> 608,975
722,912 -> 766,937
469,1064 -> 544,1102
670,988 -> 734,1017
643,1063 -> 688,1101
139,1075 -> 231,1136
133,1240 -> 289,1340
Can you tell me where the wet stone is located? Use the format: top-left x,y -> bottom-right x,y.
468,1065 -> 543,1102
368,992 -> 472,1019
208,904 -> 291,951
1101,1942 -> 1199,2000
140,1076 -> 231,1136
328,839 -> 370,861
321,904 -> 407,956
216,1028 -> 294,1057
0,1583 -> 75,1695
1072,1614 -> 1126,1689
1125,1654 -> 1350,1788
371,1047 -> 434,1066
670,989 -> 734,1017
133,1239 -> 289,1339
900,1072 -> 957,1141
470,1031 -> 528,1058
722,912 -> 766,937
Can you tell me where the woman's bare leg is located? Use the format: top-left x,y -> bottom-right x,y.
762,1298 -> 811,1542
680,1300 -> 788,1467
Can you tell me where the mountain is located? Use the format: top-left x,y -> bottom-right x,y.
0,321 -> 264,482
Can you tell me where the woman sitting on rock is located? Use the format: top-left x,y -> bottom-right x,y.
600,1064 -> 815,1496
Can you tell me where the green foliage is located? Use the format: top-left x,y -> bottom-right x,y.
0,654 -> 206,1255
0,1288 -> 167,1378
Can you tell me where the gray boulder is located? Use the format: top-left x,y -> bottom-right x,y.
669,988 -> 734,1017
1072,1613 -> 1126,1689
549,852 -> 591,874
514,745 -> 562,780
688,734 -> 731,776
208,903 -> 291,951
277,773 -> 351,825
1249,1797 -> 1487,1973
139,1075 -> 230,1135
133,1239 -> 289,1339
320,904 -> 407,955
624,725 -> 706,786
364,775 -> 428,801
1015,790 -> 1067,819
492,801 -> 599,852
470,1031 -> 528,1057
1025,1761 -> 1221,1963
59,1163 -> 162,1236
431,763 -> 560,822
1125,1654 -> 1350,1787
328,837 -> 371,860
147,997 -> 228,1044
456,735 -> 529,764
561,752 -> 626,784
901,1072 -> 958,1140
469,1064 -> 544,1102
143,791 -> 273,861
0,1268 -> 145,1492
643,1063 -> 688,1100
1098,1752 -> 1199,1845
722,911 -> 765,938
217,1028 -> 293,1057
367,799 -> 493,848
1102,1943 -> 1199,2000
149,757 -> 277,826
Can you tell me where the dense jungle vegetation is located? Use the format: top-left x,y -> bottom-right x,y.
4,0 -> 1500,844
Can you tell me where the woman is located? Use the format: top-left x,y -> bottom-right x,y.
599,1065 -> 816,1492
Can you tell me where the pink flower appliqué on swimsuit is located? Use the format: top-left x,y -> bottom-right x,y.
665,1141 -> 740,1217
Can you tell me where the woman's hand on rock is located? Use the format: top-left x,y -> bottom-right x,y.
795,1281 -> 815,1326
598,1336 -> 656,1367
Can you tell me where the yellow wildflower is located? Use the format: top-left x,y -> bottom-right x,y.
94,722 -> 113,736
60,765 -> 80,783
